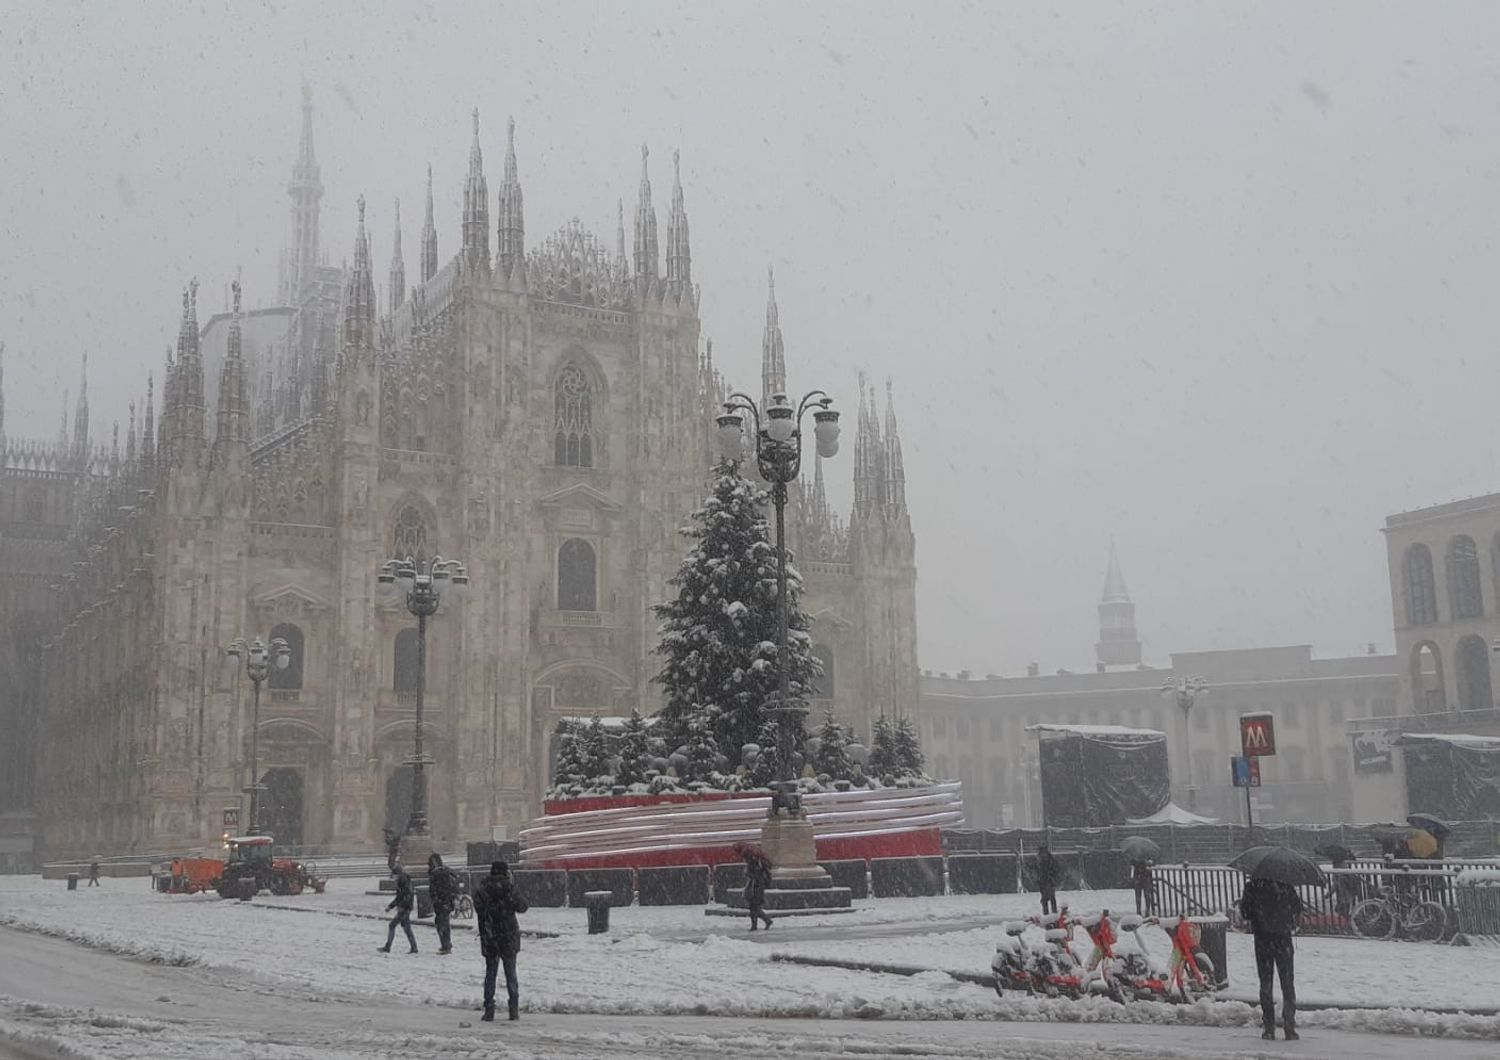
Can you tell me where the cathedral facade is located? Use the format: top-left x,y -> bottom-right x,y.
0,96 -> 917,860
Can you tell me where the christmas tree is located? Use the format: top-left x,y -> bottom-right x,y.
653,459 -> 821,771
748,715 -> 783,788
813,707 -> 852,782
868,713 -> 899,782
581,715 -> 613,788
549,719 -> 590,793
894,713 -> 926,779
681,701 -> 722,785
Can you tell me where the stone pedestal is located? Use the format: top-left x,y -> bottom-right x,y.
723,807 -> 852,912
398,831 -> 435,868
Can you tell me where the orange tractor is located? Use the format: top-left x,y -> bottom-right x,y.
160,836 -> 324,899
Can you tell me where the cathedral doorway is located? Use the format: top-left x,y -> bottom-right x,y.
385,765 -> 415,835
259,767 -> 304,848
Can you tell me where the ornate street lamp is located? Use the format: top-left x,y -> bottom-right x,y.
225,636 -> 292,834
1162,675 -> 1209,811
716,391 -> 840,802
377,554 -> 469,840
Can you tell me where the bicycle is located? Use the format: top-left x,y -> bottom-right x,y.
1349,885 -> 1445,942
456,893 -> 475,919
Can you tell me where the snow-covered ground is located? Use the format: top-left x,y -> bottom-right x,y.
1,874 -> 1498,1059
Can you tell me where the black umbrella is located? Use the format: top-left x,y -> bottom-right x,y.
1229,845 -> 1325,887
1407,813 -> 1452,841
1314,842 -> 1356,865
1120,836 -> 1161,864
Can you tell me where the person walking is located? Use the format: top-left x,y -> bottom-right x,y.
1036,845 -> 1060,916
87,858 -> 101,887
473,860 -> 529,1021
736,843 -> 773,931
379,862 -> 418,954
1132,859 -> 1155,915
427,852 -> 458,955
1239,875 -> 1303,1041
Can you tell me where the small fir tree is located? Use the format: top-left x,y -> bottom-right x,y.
616,709 -> 651,787
814,707 -> 852,782
581,716 -> 613,787
868,714 -> 899,782
894,713 -> 926,779
681,702 -> 722,785
653,459 -> 822,770
749,715 -> 784,788
550,720 -> 589,792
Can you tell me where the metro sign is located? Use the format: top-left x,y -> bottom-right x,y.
1240,713 -> 1276,757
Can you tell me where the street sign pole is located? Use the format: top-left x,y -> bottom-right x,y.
1244,777 -> 1253,829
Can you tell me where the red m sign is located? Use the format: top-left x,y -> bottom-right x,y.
1240,713 -> 1276,757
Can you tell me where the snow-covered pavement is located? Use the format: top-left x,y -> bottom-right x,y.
2,876 -> 1498,1058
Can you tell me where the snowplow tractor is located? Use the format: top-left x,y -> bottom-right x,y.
214,835 -> 275,900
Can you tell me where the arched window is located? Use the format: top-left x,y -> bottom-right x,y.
1411,641 -> 1445,713
553,364 -> 594,468
269,623 -> 304,690
1456,634 -> 1492,711
811,644 -> 835,699
392,505 -> 427,563
1403,544 -> 1438,626
393,629 -> 421,693
1447,535 -> 1484,620
557,538 -> 597,611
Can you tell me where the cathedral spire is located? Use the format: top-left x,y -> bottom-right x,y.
388,198 -> 406,311
496,116 -> 525,279
633,144 -> 659,285
615,198 -> 627,271
343,196 -> 377,365
1096,541 -> 1142,668
0,342 -> 6,455
170,280 -> 206,468
72,355 -> 90,466
280,82 -> 324,305
212,279 -> 249,470
664,148 -> 691,298
141,372 -> 155,470
462,109 -> 491,273
762,265 -> 786,405
883,377 -> 906,513
420,164 -> 438,285
57,388 -> 69,451
126,400 -> 136,464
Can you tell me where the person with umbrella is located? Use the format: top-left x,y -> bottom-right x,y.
1121,837 -> 1159,916
735,842 -> 773,931
1231,846 -> 1317,1041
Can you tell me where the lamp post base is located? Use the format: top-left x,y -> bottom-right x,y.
398,831 -> 435,868
750,807 -> 851,911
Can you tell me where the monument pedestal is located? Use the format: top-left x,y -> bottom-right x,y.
398,831 -> 435,868
723,804 -> 852,912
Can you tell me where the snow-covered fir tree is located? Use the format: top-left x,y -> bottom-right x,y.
894,713 -> 926,779
748,716 -> 783,788
814,707 -> 853,782
616,709 -> 651,788
548,719 -> 590,794
581,715 -> 613,788
653,459 -> 821,770
681,701 -> 722,785
868,714 -> 899,782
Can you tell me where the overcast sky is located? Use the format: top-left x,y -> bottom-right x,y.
5,2 -> 1500,675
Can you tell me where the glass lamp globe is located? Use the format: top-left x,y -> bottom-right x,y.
813,406 -> 841,458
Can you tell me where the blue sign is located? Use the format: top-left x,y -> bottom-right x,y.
1230,756 -> 1261,788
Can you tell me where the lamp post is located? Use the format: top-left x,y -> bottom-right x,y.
1162,675 -> 1208,812
377,554 -> 469,841
226,636 -> 291,835
716,391 -> 840,801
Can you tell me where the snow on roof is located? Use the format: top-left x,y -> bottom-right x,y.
1128,803 -> 1219,826
1394,732 -> 1500,747
1024,723 -> 1166,737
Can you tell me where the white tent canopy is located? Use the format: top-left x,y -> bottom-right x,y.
1127,802 -> 1218,826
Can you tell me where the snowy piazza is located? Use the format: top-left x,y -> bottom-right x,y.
3,4 -> 1500,1058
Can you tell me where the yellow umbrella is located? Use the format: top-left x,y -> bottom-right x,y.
1407,829 -> 1438,858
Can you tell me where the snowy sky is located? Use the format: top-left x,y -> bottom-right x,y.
5,1 -> 1500,675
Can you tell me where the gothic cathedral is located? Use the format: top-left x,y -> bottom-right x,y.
0,94 -> 918,859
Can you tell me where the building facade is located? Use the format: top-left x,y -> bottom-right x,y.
919,553 -> 1399,828
0,98 -> 918,860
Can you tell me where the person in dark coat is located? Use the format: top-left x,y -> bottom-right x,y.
379,862 -> 418,954
1036,845 -> 1061,915
473,860 -> 529,1021
1131,859 -> 1155,915
87,858 -> 101,887
427,852 -> 459,955
1239,876 -> 1304,1041
737,843 -> 773,931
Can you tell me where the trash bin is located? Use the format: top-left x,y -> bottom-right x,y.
1197,917 -> 1229,989
416,886 -> 433,920
66,873 -> 79,891
584,890 -> 611,934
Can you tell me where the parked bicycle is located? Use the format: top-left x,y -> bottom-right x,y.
1349,884 -> 1446,941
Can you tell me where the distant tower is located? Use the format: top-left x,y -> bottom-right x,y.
280,82 -> 324,305
1096,542 -> 1142,668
